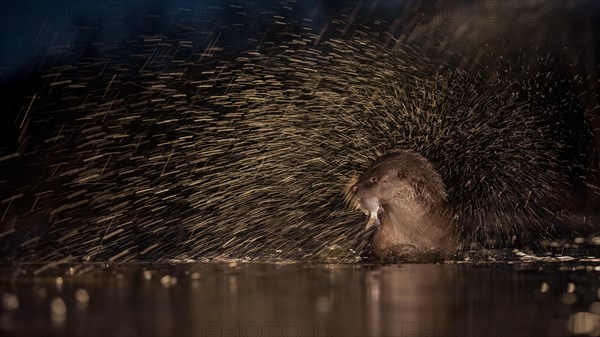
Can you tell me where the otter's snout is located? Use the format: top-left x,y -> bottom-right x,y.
348,180 -> 382,230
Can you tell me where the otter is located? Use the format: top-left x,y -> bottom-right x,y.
348,150 -> 456,260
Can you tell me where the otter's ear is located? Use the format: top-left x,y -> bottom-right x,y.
397,171 -> 406,180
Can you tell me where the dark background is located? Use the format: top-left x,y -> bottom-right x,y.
2,0 -> 600,149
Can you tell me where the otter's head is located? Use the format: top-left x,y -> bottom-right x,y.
347,150 -> 447,230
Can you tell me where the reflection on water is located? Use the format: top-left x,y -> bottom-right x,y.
0,263 -> 599,337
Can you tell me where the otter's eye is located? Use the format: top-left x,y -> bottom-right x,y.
371,177 -> 378,183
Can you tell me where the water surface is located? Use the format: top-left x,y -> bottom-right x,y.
1,262 -> 599,337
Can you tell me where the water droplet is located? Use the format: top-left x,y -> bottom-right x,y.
2,293 -> 19,311
50,297 -> 67,315
74,289 -> 90,304
562,293 -> 577,305
315,296 -> 333,313
567,312 -> 600,336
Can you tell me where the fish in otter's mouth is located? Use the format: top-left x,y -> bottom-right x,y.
357,197 -> 382,230
345,175 -> 384,230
